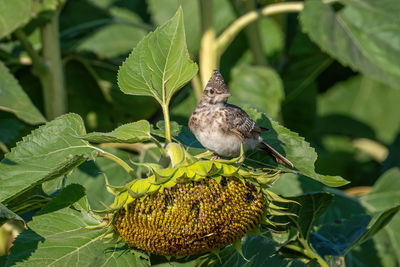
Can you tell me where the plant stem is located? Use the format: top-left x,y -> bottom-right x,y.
217,2 -> 303,57
299,238 -> 329,267
14,29 -> 47,73
40,7 -> 67,120
161,104 -> 172,144
91,146 -> 136,178
233,0 -> 268,66
199,0 -> 217,87
191,73 -> 203,101
151,137 -> 167,155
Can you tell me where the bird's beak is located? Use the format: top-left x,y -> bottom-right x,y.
220,93 -> 231,98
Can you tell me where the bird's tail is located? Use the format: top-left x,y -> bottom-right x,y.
259,141 -> 294,168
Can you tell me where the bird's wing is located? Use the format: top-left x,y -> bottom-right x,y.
223,104 -> 261,139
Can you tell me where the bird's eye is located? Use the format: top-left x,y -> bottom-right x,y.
209,89 -> 215,94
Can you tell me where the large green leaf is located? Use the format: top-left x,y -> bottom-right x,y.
317,75 -> 400,144
6,185 -> 148,266
82,120 -> 151,143
0,0 -> 32,39
0,62 -> 46,124
0,114 -> 94,204
245,108 -> 348,187
229,65 -> 284,119
118,8 -> 198,105
300,0 -> 400,87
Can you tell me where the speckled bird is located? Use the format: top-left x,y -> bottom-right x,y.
189,69 -> 293,167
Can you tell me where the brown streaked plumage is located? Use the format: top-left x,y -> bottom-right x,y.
189,69 -> 293,168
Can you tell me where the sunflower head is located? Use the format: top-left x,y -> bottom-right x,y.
95,143 -> 293,256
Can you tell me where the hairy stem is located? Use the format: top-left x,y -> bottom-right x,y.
40,7 -> 67,120
162,104 -> 172,144
217,2 -> 303,57
199,0 -> 217,87
91,146 -> 136,178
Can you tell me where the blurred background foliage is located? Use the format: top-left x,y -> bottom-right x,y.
1,0 -> 400,266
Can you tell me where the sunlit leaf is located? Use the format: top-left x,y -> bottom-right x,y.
245,108 -> 348,187
0,114 -> 94,204
118,7 -> 198,105
82,120 -> 151,143
5,185 -> 148,266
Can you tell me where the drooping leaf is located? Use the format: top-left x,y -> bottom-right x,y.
0,203 -> 24,226
245,108 -> 348,187
0,113 -> 94,204
317,75 -> 400,144
0,62 -> 46,124
0,0 -> 32,39
118,7 -> 198,105
82,120 -> 151,143
300,0 -> 400,87
5,186 -> 148,267
229,65 -> 284,119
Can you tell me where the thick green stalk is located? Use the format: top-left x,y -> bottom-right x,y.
217,2 -> 303,57
199,0 -> 217,87
162,103 -> 172,143
91,146 -> 136,178
40,8 -> 67,120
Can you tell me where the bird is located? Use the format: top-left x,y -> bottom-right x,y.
189,69 -> 293,168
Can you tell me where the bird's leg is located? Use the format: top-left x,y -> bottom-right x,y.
211,155 -> 221,160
